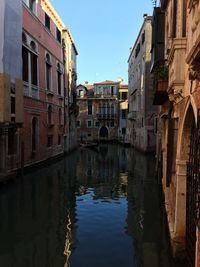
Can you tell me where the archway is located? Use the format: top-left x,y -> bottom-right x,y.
183,105 -> 198,267
99,126 -> 108,138
177,104 -> 196,266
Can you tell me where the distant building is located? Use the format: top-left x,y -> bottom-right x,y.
118,84 -> 128,143
127,14 -> 156,153
76,80 -> 128,142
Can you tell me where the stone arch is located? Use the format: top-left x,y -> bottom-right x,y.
173,101 -> 196,242
177,98 -> 197,160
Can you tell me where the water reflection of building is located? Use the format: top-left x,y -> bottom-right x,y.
76,145 -> 129,199
0,154 -> 78,267
126,150 -> 173,267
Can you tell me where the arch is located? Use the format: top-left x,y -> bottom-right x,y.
176,98 -> 197,160
172,102 -> 196,246
32,117 -> 38,152
99,126 -> 108,138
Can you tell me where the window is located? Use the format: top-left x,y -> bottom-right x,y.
47,135 -> 53,147
46,53 -> 51,91
8,130 -> 17,155
142,31 -> 145,44
111,103 -> 114,115
22,32 -> 27,45
32,117 -> 38,152
95,121 -> 100,127
87,120 -> 92,128
182,0 -> 186,37
79,90 -> 84,98
29,0 -> 36,13
110,121 -> 114,127
56,27 -> 61,43
58,135 -> 61,145
122,92 -> 127,100
154,117 -> 158,134
22,37 -> 38,87
111,86 -> 114,96
88,100 -> 92,115
76,120 -> 80,127
48,105 -> 52,125
122,128 -> 126,135
121,110 -> 126,119
57,63 -> 62,95
11,97 -> 15,115
59,108 -> 62,125
45,13 -> 51,30
135,43 -> 141,58
31,51 -> 38,86
172,0 -> 177,38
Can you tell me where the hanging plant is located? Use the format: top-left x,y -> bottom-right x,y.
153,64 -> 169,81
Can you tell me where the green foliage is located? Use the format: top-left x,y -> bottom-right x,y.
153,64 -> 169,81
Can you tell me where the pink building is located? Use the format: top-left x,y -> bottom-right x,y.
20,0 -> 78,169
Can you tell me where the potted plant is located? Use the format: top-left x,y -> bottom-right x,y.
153,64 -> 169,91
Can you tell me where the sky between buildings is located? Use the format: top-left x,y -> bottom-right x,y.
50,0 -> 153,85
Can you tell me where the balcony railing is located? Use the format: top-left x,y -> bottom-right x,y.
97,113 -> 116,120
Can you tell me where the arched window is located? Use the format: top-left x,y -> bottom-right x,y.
48,105 -> 52,125
46,53 -> 52,91
22,35 -> 38,87
32,117 -> 38,152
57,63 -> 62,95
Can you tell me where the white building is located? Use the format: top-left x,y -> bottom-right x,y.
128,14 -> 156,153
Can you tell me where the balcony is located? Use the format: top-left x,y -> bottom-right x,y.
97,113 -> 116,120
153,80 -> 168,105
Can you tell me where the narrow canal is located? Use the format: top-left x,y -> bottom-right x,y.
0,144 -> 181,267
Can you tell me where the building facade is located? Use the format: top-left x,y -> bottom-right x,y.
153,1 -> 200,266
0,0 -> 24,176
76,81 -> 128,142
118,84 -> 128,143
0,0 -> 78,176
128,14 -> 156,153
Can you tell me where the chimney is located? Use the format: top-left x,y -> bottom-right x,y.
143,13 -> 148,19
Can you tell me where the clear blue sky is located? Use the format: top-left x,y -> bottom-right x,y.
51,0 -> 153,84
